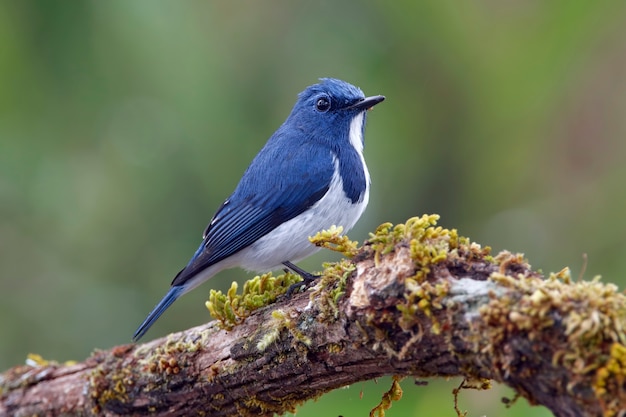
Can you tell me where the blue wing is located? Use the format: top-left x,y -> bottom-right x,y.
171,137 -> 335,286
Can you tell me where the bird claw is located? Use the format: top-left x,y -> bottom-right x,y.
282,261 -> 320,296
285,273 -> 320,297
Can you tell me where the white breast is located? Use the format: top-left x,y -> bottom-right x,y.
234,156 -> 368,271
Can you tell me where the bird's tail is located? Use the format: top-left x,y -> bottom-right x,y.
132,286 -> 186,342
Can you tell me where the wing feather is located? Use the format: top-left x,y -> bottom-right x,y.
171,141 -> 335,286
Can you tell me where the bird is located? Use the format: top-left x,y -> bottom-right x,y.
132,78 -> 385,341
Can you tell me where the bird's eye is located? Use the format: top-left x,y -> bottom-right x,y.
315,96 -> 331,112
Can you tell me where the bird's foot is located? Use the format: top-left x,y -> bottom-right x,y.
282,261 -> 320,296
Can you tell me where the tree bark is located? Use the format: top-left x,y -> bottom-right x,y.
1,216 -> 624,417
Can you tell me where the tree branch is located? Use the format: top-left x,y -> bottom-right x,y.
1,215 -> 625,417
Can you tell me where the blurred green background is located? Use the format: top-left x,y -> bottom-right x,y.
1,1 -> 625,416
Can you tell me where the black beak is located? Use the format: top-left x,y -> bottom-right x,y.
347,95 -> 385,111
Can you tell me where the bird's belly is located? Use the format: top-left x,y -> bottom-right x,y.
232,175 -> 369,272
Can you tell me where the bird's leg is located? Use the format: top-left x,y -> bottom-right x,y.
282,261 -> 319,296
283,261 -> 317,281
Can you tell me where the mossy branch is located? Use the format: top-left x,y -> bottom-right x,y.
1,215 -> 625,417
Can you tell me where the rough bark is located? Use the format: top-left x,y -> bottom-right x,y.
1,217 -> 624,417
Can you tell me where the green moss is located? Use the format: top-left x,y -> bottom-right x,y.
206,272 -> 302,330
257,309 -> 311,351
477,261 -> 626,413
482,265 -> 626,357
398,279 -> 450,334
205,226 -> 361,330
367,215 -> 468,270
369,375 -> 403,417
326,343 -> 343,354
205,216 -> 472,333
375,215 -> 473,335
594,343 -> 626,416
255,326 -> 282,352
241,394 -> 301,416
311,259 -> 356,322
309,225 -> 359,258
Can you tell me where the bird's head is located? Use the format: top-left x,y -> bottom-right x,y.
285,78 -> 385,150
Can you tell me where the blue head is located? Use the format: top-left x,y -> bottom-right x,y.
282,78 -> 385,152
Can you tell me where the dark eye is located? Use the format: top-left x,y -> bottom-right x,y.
315,96 -> 331,112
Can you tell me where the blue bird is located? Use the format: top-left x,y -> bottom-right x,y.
132,78 -> 384,341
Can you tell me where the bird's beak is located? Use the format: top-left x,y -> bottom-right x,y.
347,95 -> 386,111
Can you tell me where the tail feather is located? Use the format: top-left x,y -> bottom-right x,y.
132,286 -> 185,342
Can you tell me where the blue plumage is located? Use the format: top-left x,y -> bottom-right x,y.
133,78 -> 384,341
174,142 -> 335,283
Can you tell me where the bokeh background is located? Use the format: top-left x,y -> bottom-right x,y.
1,1 -> 625,416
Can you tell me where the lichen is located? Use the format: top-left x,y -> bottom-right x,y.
0,353 -> 78,396
89,363 -> 134,413
24,353 -> 77,367
24,353 -> 51,367
136,334 -> 203,376
89,337 -> 209,413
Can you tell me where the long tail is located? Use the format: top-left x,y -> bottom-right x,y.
132,286 -> 186,342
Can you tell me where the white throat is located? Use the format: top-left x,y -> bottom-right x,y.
349,112 -> 365,154
348,112 -> 371,191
